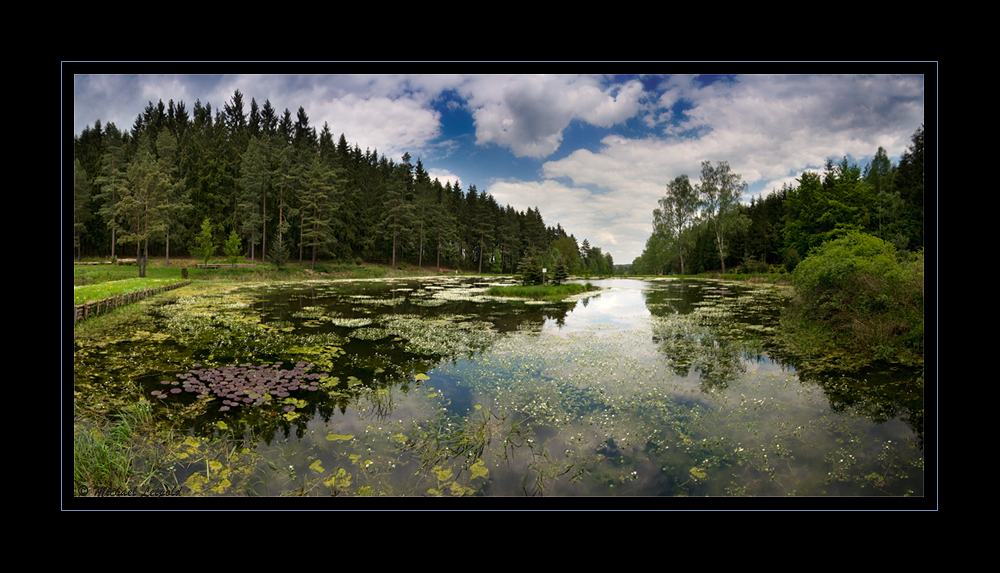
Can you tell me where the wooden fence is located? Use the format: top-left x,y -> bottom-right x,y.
73,280 -> 192,323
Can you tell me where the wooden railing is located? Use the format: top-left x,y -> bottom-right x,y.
73,280 -> 192,323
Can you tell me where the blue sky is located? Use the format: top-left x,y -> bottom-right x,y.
71,70 -> 927,263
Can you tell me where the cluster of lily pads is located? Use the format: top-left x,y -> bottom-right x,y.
150,361 -> 329,412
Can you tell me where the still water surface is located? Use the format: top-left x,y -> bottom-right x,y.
80,276 -> 925,498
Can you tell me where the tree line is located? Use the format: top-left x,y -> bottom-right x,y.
72,90 -> 614,275
631,124 -> 925,275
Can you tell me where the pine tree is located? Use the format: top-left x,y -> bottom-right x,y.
413,159 -> 432,270
298,155 -> 341,270
154,129 -> 191,267
94,127 -> 129,260
238,136 -> 269,262
383,176 -> 414,268
114,134 -> 169,273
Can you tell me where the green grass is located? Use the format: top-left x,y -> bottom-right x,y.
72,257 -> 453,288
73,402 -> 155,494
73,278 -> 181,305
488,282 -> 595,301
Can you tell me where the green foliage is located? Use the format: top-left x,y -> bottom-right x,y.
74,159 -> 93,259
268,231 -> 290,267
550,235 -> 581,274
654,174 -> 700,274
783,160 -> 874,258
193,218 -> 216,264
518,254 -> 544,286
224,230 -> 242,264
736,254 -> 770,275
783,247 -> 801,273
552,256 -> 569,285
789,231 -> 923,358
698,160 -> 748,273
74,402 -> 153,493
488,283 -> 593,301
73,91 -> 611,273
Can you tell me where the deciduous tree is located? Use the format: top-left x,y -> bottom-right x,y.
697,160 -> 748,273
654,174 -> 699,274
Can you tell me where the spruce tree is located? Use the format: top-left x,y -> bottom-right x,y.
224,229 -> 242,264
519,252 -> 544,286
194,218 -> 216,264
552,255 -> 569,285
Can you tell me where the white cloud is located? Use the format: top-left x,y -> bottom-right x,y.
462,75 -> 646,158
72,72 -> 924,265
485,176 -> 653,263
310,94 -> 441,162
427,168 -> 461,190
529,74 -> 924,262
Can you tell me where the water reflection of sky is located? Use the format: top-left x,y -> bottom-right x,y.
541,280 -> 655,338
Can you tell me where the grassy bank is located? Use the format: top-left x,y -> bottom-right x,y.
73,278 -> 184,305
72,257 -> 453,287
488,282 -> 595,301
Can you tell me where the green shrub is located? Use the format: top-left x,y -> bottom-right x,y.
784,247 -> 801,274
518,256 -> 544,286
737,255 -> 770,275
789,231 -> 923,356
552,256 -> 569,285
224,230 -> 243,264
193,218 -> 217,264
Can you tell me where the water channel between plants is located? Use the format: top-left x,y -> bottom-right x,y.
74,276 -> 925,498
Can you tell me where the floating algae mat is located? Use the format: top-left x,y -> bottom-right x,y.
73,277 -> 925,498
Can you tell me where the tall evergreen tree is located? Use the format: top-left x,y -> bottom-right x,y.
298,154 -> 342,270
272,140 -> 298,264
93,125 -> 128,259
410,159 -> 429,269
382,163 -> 414,268
154,129 -> 191,266
248,97 -> 261,139
114,134 -> 169,272
73,159 -> 92,260
894,124 -> 924,249
237,136 -> 270,262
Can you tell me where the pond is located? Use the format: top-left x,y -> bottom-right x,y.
73,276 -> 925,499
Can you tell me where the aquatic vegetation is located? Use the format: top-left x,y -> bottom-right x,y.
73,276 -> 924,498
149,361 -> 329,412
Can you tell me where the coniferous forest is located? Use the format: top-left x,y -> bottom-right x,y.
72,90 -> 616,275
